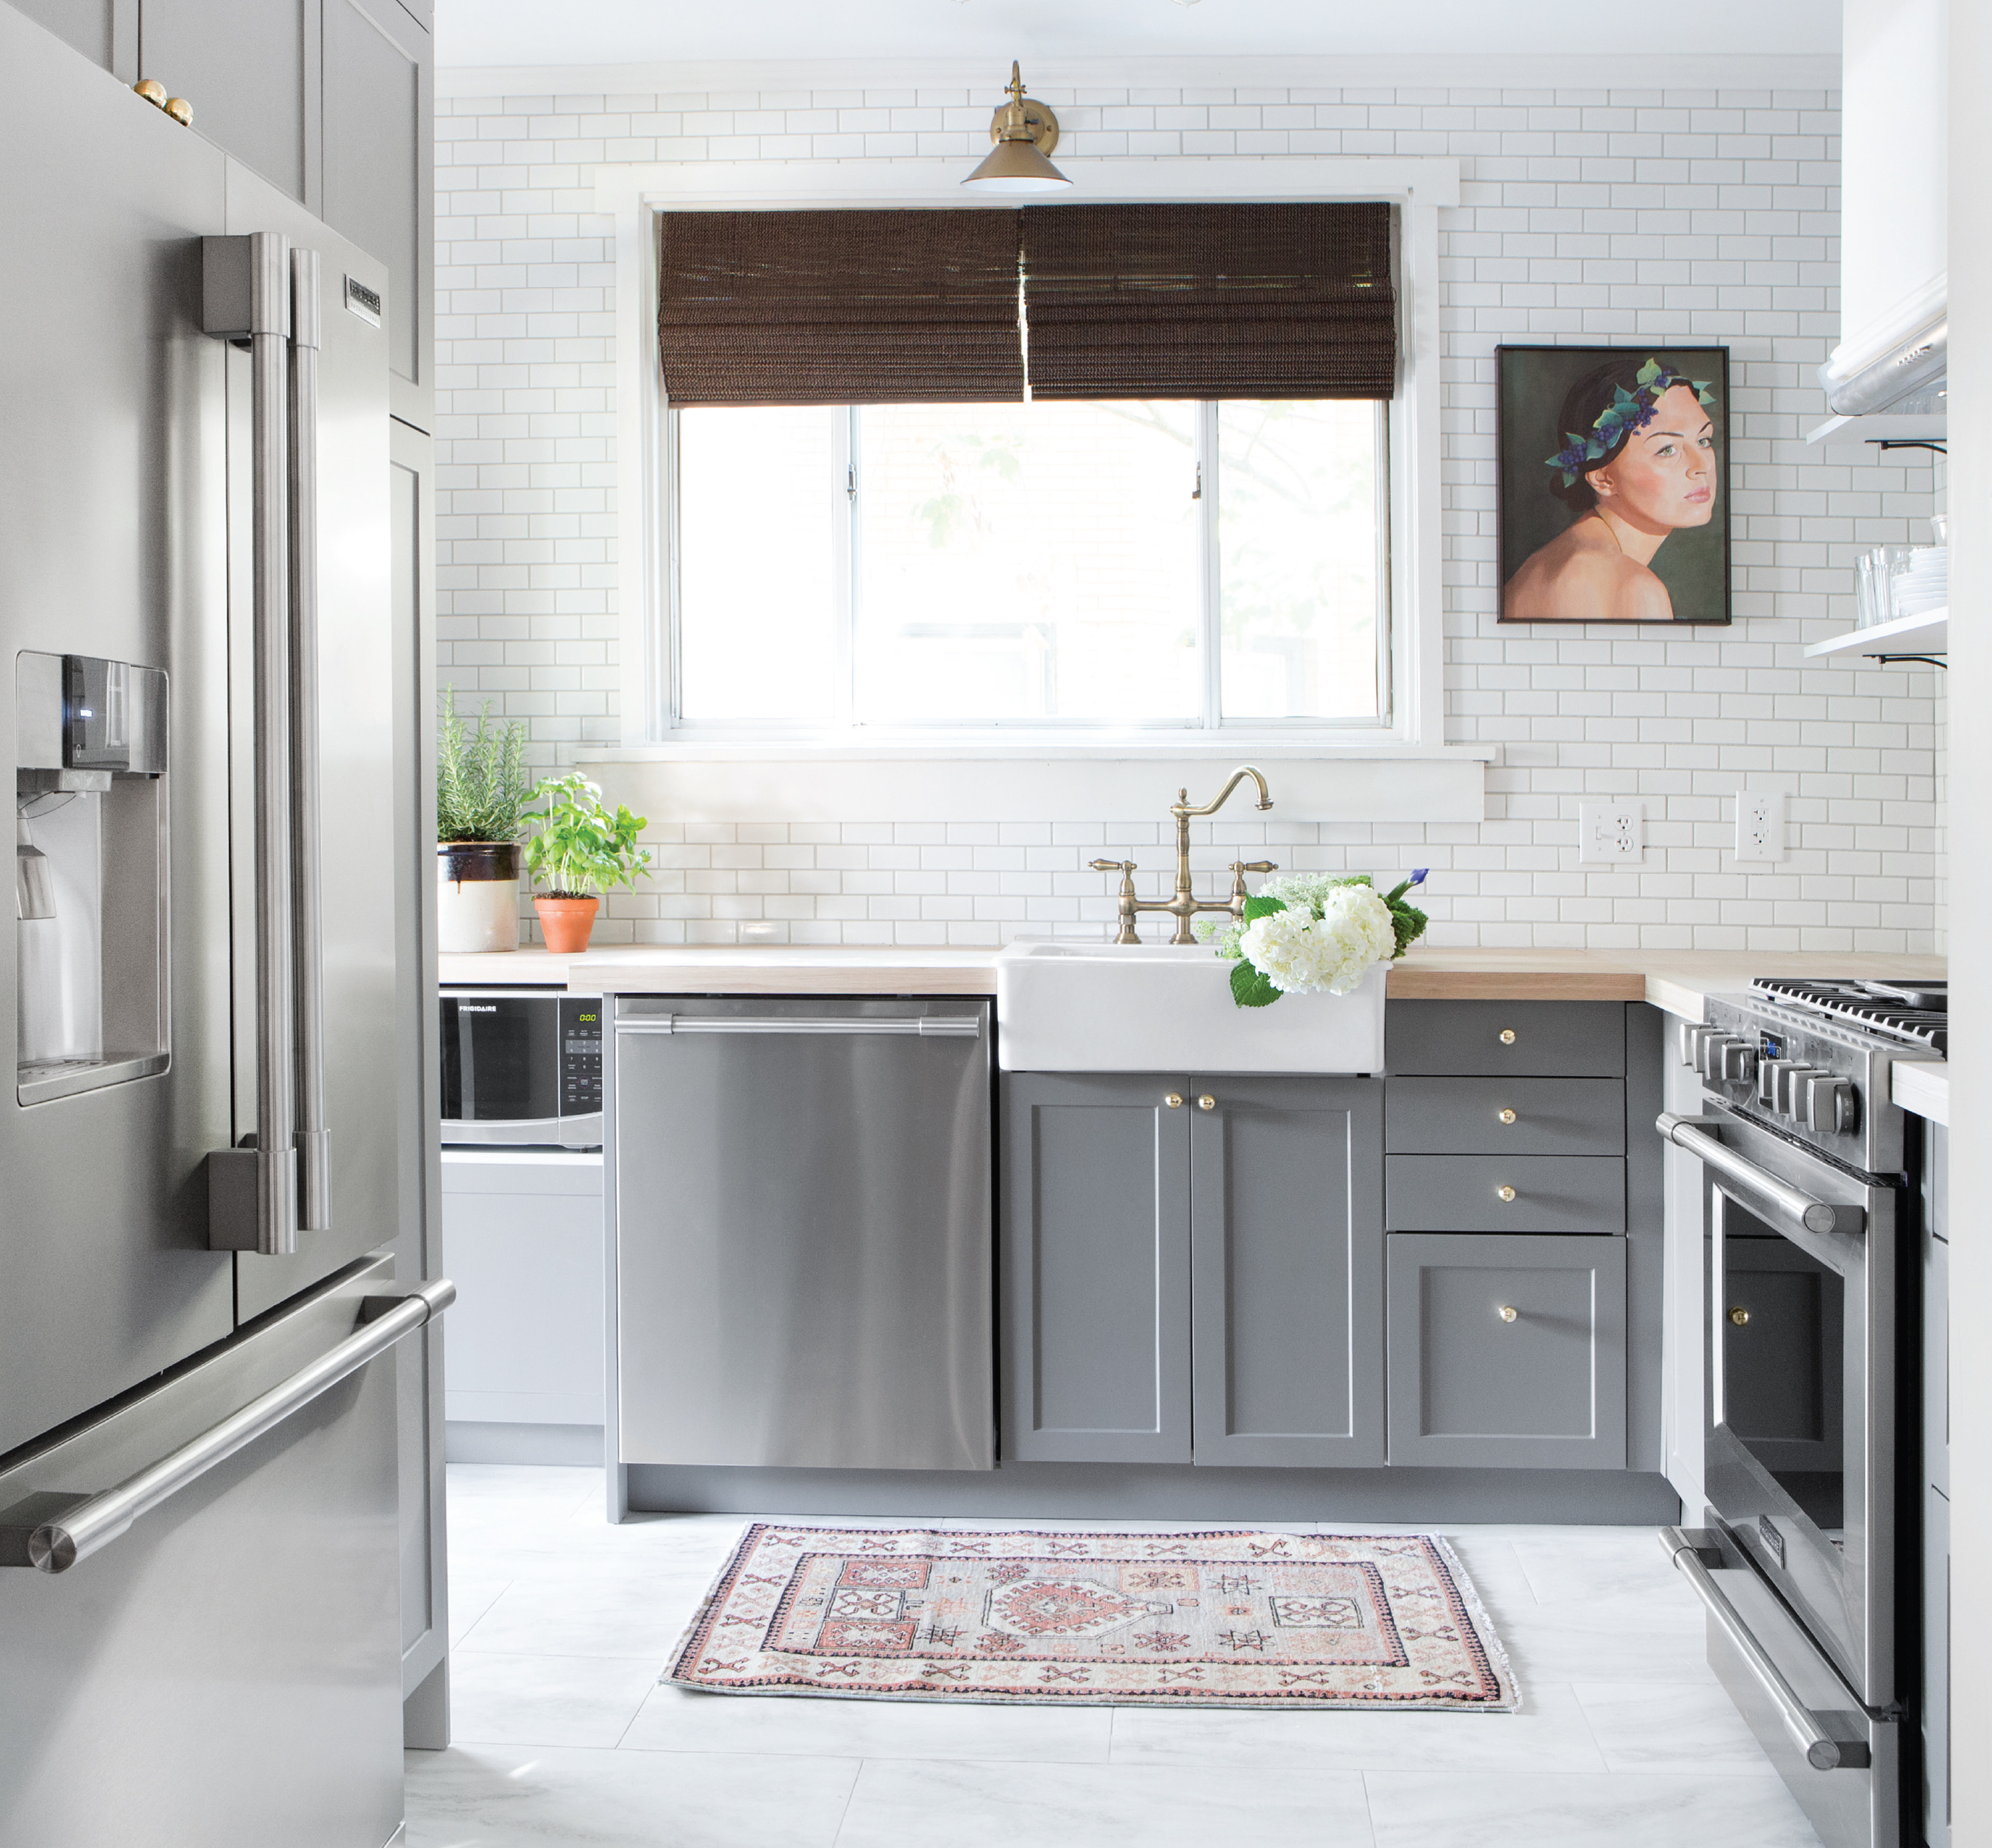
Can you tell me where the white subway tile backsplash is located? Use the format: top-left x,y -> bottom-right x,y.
435,74 -> 1944,952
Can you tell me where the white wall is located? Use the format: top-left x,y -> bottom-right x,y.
434,66 -> 1947,951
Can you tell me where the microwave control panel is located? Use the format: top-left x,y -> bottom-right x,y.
558,997 -> 603,1116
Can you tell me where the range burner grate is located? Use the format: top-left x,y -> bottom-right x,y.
1749,977 -> 1947,1056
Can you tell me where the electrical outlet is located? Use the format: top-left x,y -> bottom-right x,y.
1735,790 -> 1787,862
1578,801 -> 1643,864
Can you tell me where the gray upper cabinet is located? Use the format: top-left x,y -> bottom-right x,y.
1002,1074 -> 1192,1464
33,0 -> 434,426
10,0 -> 131,72
138,0 -> 318,204
1387,1232 -> 1627,1468
1189,1078 -> 1384,1468
323,0 -> 431,414
1387,1000 -> 1626,1077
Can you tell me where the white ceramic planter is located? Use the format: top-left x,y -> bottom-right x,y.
438,842 -> 520,953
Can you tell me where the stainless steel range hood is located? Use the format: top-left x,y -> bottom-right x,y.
1818,276 -> 1948,419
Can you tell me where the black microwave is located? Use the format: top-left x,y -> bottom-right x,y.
438,989 -> 603,1148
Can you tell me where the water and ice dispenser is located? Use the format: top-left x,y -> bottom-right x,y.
15,652 -> 169,1102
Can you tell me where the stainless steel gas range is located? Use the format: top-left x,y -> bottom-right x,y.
1657,977 -> 1944,1848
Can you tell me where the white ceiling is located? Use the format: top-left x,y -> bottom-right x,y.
435,0 -> 1842,70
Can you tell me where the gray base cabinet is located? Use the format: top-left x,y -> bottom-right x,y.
1001,1073 -> 1383,1467
1385,1232 -> 1627,1469
1001,1075 -> 1191,1463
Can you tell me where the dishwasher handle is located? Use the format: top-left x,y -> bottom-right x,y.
616,1014 -> 980,1038
1656,1112 -> 1863,1238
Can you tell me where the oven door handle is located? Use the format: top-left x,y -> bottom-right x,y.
1656,1113 -> 1865,1238
1659,1528 -> 1868,1771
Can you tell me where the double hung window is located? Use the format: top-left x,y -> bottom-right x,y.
658,203 -> 1397,736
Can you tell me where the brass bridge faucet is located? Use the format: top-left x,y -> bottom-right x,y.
1090,766 -> 1277,945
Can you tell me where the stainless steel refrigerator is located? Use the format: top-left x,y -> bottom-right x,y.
0,9 -> 445,1844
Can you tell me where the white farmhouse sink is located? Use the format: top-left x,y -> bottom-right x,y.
995,942 -> 1387,1074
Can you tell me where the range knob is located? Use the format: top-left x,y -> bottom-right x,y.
1718,1039 -> 1758,1084
1803,1074 -> 1860,1137
1774,1064 -> 1827,1120
1698,1034 -> 1753,1081
1758,1057 -> 1798,1107
1678,1022 -> 1716,1068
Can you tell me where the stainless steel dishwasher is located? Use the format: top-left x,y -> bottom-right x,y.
610,995 -> 995,1471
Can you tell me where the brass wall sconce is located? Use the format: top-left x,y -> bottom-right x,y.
961,62 -> 1071,193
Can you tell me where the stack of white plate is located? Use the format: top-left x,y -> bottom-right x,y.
1894,545 -> 1948,618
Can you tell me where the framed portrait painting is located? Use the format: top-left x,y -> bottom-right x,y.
1497,344 -> 1731,624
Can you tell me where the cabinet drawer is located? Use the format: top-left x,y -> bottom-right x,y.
1387,1000 -> 1625,1076
1386,1077 -> 1625,1156
1386,1154 -> 1625,1233
1386,1232 -> 1627,1468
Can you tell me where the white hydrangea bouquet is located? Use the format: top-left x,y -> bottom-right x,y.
1195,869 -> 1429,1009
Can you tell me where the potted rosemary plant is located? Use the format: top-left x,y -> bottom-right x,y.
522,772 -> 654,953
435,691 -> 533,953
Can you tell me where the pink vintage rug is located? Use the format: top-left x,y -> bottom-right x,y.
666,1524 -> 1518,1710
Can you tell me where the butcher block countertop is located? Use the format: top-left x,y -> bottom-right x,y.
440,943 -> 1944,1019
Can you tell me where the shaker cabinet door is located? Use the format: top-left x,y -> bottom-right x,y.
322,0 -> 431,410
1188,1077 -> 1384,1467
1386,1232 -> 1627,1468
137,0 -> 317,203
1001,1074 -> 1192,1463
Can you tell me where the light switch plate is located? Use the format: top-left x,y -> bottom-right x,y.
1578,801 -> 1643,864
1735,790 -> 1787,862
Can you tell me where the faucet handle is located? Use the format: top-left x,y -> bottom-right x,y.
1089,859 -> 1137,876
1228,859 -> 1277,912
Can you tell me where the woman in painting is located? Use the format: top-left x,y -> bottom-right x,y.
1503,357 -> 1719,622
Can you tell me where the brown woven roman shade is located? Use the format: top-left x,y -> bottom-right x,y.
655,202 -> 1396,406
1020,203 -> 1395,401
657,208 -> 1025,406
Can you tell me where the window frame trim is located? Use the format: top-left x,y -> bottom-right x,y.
598,155 -> 1459,758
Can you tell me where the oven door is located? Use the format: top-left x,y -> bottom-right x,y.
1661,1105 -> 1895,1707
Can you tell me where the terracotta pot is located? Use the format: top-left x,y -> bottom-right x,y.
533,895 -> 598,954
437,841 -> 520,953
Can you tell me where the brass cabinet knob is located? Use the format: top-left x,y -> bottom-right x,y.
1497,1108 -> 1517,1125
134,77 -> 166,106
1496,1185 -> 1517,1202
1498,1304 -> 1519,1323
1729,1306 -> 1750,1327
165,96 -> 193,126
1499,1029 -> 1517,1044
1196,1094 -> 1217,1111
1164,1092 -> 1183,1109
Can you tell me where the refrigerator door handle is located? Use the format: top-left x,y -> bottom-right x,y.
202,231 -> 299,1256
288,247 -> 331,1235
2,1279 -> 455,1575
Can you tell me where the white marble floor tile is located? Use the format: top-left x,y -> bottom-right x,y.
1494,1605 -> 1716,1685
832,1757 -> 1376,1848
448,1573 -> 516,1647
622,1681 -> 1115,1763
457,1571 -> 712,1659
448,1650 -> 665,1749
1571,1678 -> 1782,1774
1510,1533 -> 1695,1609
1363,1769 -> 1819,1848
404,1742 -> 858,1848
1108,1679 -> 1604,1773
